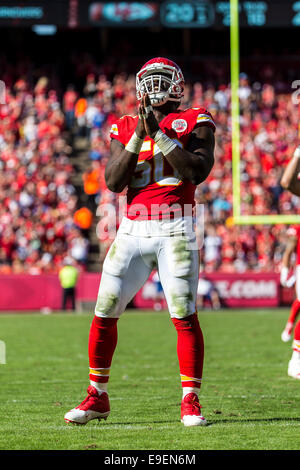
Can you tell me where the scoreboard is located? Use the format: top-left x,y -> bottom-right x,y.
0,0 -> 300,28
160,1 -> 300,28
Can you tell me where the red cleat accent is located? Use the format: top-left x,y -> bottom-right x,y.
181,393 -> 207,426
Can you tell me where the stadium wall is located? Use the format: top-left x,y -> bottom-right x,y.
0,272 -> 293,311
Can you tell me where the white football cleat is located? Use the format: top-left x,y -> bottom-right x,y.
181,393 -> 207,427
64,386 -> 110,425
281,330 -> 292,342
281,322 -> 293,342
288,352 -> 300,380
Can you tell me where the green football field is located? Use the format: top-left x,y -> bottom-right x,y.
0,308 -> 299,451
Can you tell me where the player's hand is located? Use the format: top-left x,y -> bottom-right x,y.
136,105 -> 147,139
141,93 -> 160,139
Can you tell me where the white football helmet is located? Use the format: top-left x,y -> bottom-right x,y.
136,57 -> 185,106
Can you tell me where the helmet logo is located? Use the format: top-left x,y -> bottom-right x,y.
171,119 -> 187,133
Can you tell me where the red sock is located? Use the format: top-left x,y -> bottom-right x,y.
288,299 -> 300,325
171,313 -> 204,390
294,320 -> 300,342
88,316 -> 118,384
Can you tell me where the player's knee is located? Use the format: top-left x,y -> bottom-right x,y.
165,239 -> 198,318
95,292 -> 119,317
168,278 -> 196,318
94,272 -> 122,318
169,288 -> 195,318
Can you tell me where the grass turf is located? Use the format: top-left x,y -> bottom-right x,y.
0,308 -> 299,450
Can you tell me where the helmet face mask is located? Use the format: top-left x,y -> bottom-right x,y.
136,58 -> 184,107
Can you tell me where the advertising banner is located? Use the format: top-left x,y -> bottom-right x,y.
0,271 -> 286,311
134,272 -> 281,309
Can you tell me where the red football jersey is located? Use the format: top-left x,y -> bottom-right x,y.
110,107 -> 216,220
287,225 -> 300,265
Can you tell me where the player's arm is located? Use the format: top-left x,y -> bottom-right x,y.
280,235 -> 297,286
141,95 -> 215,185
280,147 -> 300,196
105,117 -> 146,193
178,125 -> 215,184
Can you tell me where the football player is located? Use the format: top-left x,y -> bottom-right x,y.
281,146 -> 300,196
280,147 -> 300,379
280,225 -> 300,379
64,57 -> 215,426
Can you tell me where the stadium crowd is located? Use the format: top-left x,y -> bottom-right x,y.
0,76 -> 89,274
1,56 -> 300,274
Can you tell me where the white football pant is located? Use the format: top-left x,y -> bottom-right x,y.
95,217 -> 199,319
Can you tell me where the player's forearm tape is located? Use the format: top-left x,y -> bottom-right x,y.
125,132 -> 144,154
153,129 -> 177,156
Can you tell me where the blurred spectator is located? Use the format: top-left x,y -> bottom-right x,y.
197,276 -> 221,310
74,97 -> 88,136
203,225 -> 222,272
68,228 -> 90,266
58,257 -> 79,311
82,160 -> 102,212
152,271 -> 164,311
73,207 -> 93,230
84,73 -> 97,99
63,85 -> 78,130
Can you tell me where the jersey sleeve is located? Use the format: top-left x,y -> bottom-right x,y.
109,115 -> 137,146
109,118 -> 126,146
185,107 -> 216,133
195,109 -> 216,132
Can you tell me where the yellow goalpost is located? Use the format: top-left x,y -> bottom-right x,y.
230,0 -> 300,225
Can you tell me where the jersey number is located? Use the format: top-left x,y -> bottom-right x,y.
130,142 -> 182,189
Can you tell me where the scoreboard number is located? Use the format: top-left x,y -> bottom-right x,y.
292,1 -> 300,25
161,1 -> 215,27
